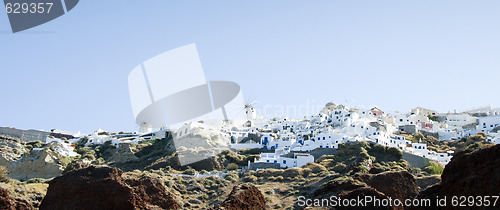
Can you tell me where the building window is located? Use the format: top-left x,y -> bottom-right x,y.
283,160 -> 286,164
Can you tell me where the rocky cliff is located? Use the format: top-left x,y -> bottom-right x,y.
39,166 -> 179,210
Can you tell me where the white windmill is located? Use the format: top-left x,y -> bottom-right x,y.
243,95 -> 257,121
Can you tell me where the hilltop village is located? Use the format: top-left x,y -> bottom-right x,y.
1,102 -> 500,209
4,102 -> 500,169
179,103 -> 500,167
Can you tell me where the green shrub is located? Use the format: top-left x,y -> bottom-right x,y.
414,133 -> 425,141
82,152 -> 96,161
75,146 -> 93,156
244,175 -> 258,182
93,157 -> 105,165
359,147 -> 370,159
224,172 -> 239,182
255,169 -> 283,177
226,163 -> 239,171
387,147 -> 403,159
371,143 -> 387,154
283,168 -> 303,178
355,165 -> 369,174
428,114 -> 439,122
74,137 -> 88,148
221,150 -> 246,165
58,156 -> 74,167
25,141 -> 45,150
95,141 -> 114,159
423,160 -> 444,175
358,141 -> 371,150
331,163 -> 347,174
0,166 -> 9,183
302,162 -> 327,174
183,167 -> 196,175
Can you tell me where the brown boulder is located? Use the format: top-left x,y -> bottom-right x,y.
314,179 -> 365,197
411,184 -> 441,210
440,144 -> 500,197
39,166 -> 179,210
415,175 -> 441,191
313,179 -> 391,210
338,186 -> 392,210
363,171 -> 419,201
0,187 -> 34,210
125,174 -> 179,209
413,144 -> 500,209
213,183 -> 266,210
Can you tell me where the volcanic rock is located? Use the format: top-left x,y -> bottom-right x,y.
314,179 -> 391,210
413,144 -> 500,209
0,187 -> 34,210
415,175 -> 440,191
212,183 -> 266,210
363,171 -> 419,201
11,148 -> 65,180
39,166 -> 179,210
440,144 -> 500,197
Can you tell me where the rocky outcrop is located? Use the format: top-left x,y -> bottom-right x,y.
62,160 -> 92,174
0,135 -> 26,171
213,183 -> 266,210
314,179 -> 391,210
39,166 -> 179,210
338,186 -> 392,210
10,148 -> 65,180
440,144 -> 499,196
0,187 -> 34,210
173,127 -> 230,167
415,144 -> 500,209
314,171 -> 419,209
363,171 -> 419,202
107,143 -> 138,164
125,173 -> 180,209
0,137 -> 68,180
415,175 -> 440,191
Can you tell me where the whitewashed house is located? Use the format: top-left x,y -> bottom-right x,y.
477,115 -> 500,133
443,114 -> 477,131
257,150 -> 314,168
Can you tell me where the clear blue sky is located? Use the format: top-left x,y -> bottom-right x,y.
1,0 -> 499,134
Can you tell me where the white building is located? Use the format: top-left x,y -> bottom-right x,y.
245,105 -> 257,121
257,151 -> 314,168
443,114 -> 477,131
477,115 -> 500,133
